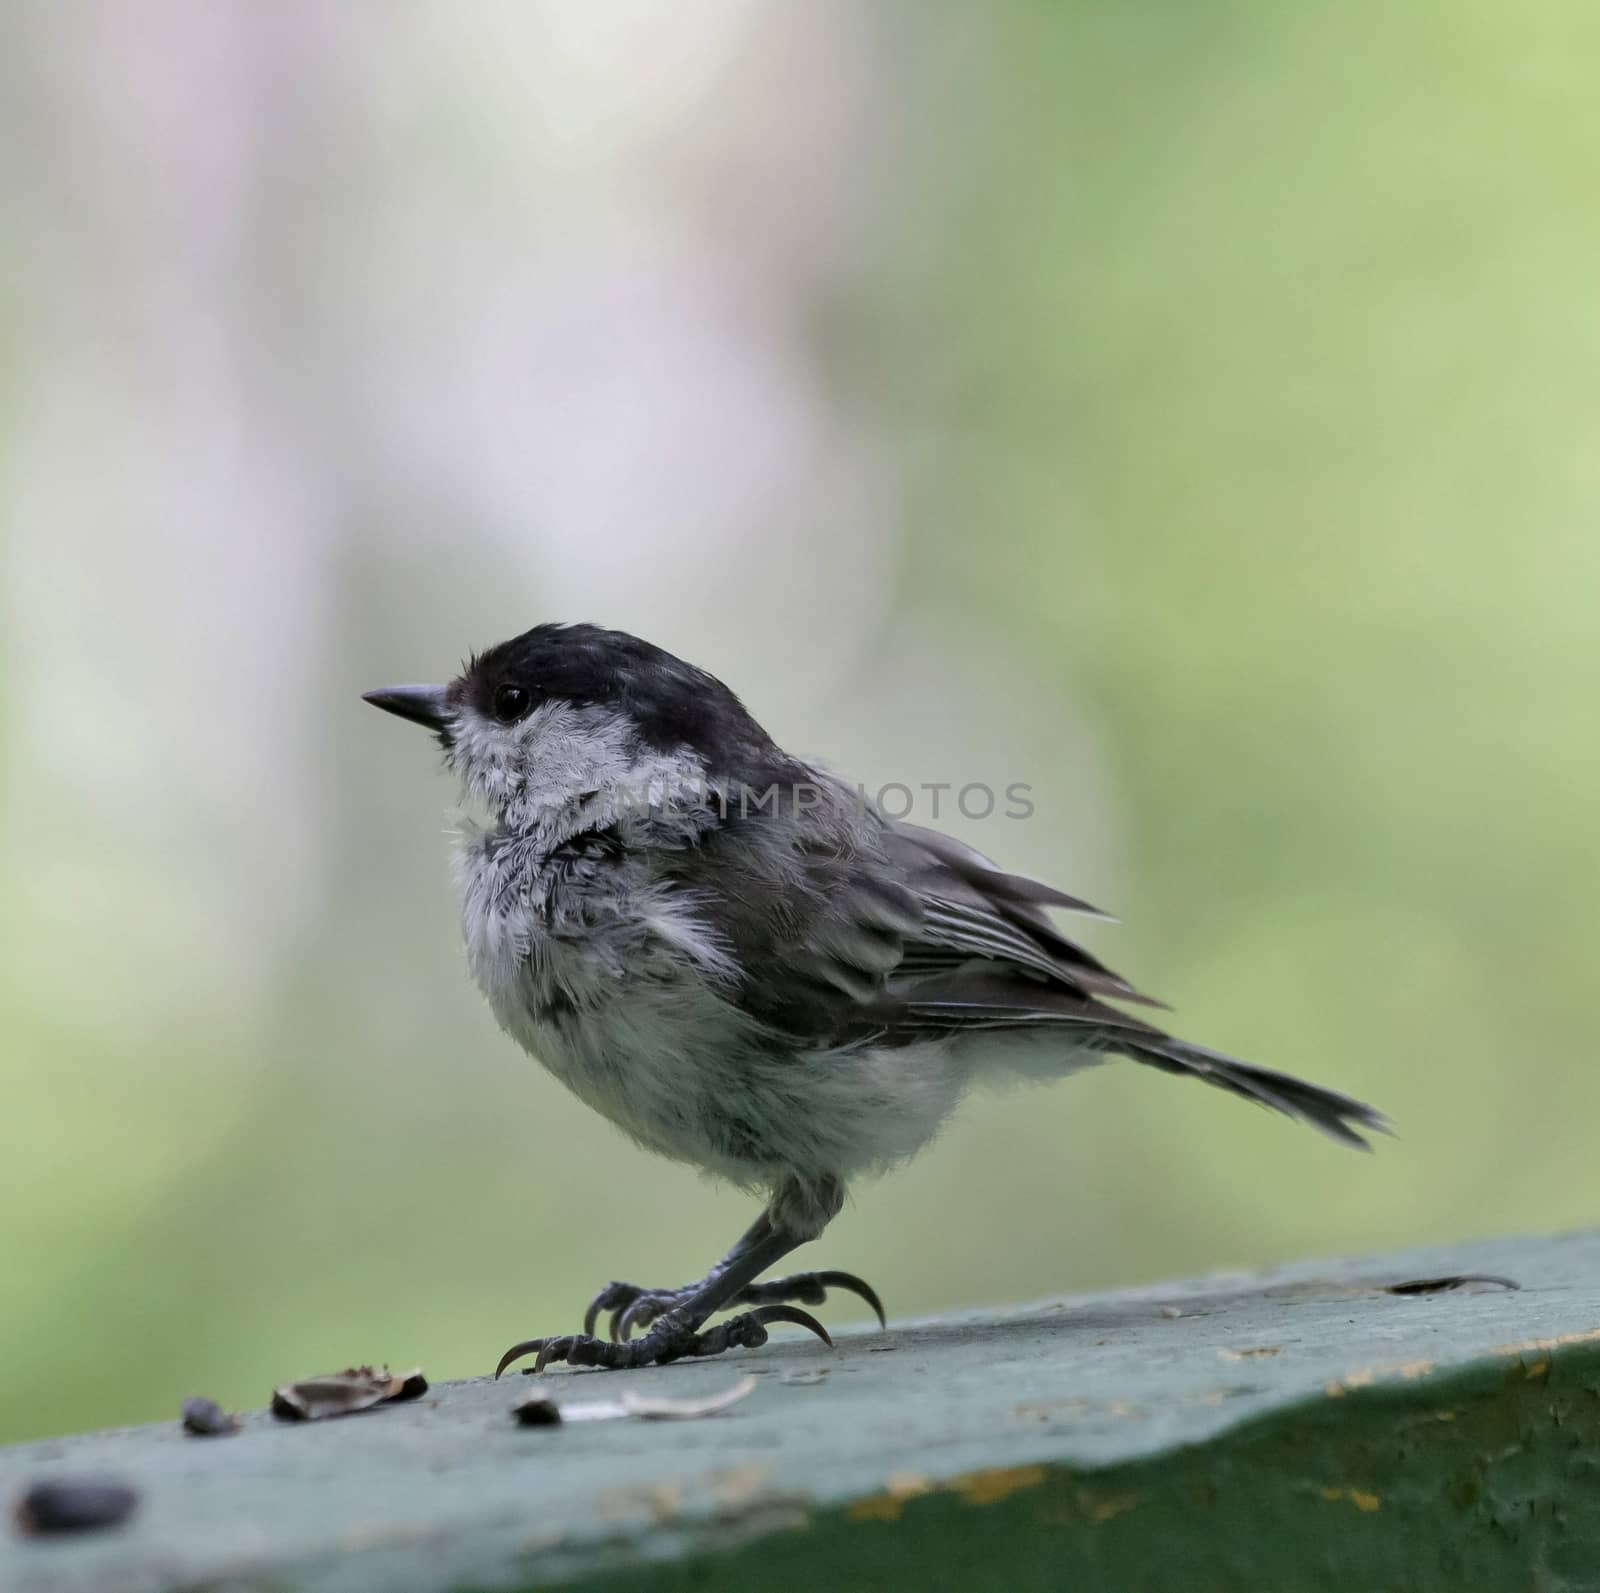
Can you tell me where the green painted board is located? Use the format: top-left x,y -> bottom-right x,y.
5,1231 -> 1600,1592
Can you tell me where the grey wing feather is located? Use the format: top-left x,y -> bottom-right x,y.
885,821 -> 1114,918
882,822 -> 1167,1008
681,804 -> 1154,1037
666,804 -> 922,1039
676,795 -> 1384,1148
872,967 -> 1386,1147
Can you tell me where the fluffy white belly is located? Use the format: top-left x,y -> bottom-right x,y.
482,949 -> 965,1187
457,834 -> 968,1187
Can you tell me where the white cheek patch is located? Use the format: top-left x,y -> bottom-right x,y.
446,711 -> 520,811
447,700 -> 710,837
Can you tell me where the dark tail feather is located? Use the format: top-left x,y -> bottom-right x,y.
1122,1037 -> 1389,1150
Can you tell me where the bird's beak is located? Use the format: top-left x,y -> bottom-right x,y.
362,684 -> 451,731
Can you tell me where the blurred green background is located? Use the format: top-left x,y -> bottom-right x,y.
3,2 -> 1597,1443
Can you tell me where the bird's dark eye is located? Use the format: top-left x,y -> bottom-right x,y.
492,683 -> 532,724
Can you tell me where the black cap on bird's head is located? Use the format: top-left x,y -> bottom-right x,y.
363,623 -> 789,783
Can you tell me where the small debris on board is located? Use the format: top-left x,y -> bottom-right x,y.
512,1395 -> 565,1427
14,1479 -> 139,1536
513,1375 -> 756,1428
1384,1274 -> 1520,1296
1159,1306 -> 1184,1319
271,1366 -> 428,1422
181,1396 -> 239,1437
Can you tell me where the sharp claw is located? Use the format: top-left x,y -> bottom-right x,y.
813,1270 -> 888,1329
751,1304 -> 833,1347
498,1303 -> 833,1377
617,1296 -> 660,1342
502,1264 -> 873,1377
585,1282 -> 635,1338
495,1338 -> 546,1379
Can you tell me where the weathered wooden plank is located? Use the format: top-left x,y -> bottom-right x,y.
4,1231 -> 1598,1591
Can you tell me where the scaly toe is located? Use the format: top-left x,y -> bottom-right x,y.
494,1302 -> 833,1376
688,1304 -> 833,1357
616,1292 -> 679,1342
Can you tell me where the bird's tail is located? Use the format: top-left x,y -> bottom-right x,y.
1118,1035 -> 1388,1150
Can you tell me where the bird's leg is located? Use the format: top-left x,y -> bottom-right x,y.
495,1208 -> 808,1374
496,1176 -> 883,1373
585,1174 -> 884,1342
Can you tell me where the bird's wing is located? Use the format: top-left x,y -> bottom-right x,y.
878,821 -> 1166,1008
675,802 -> 1158,1043
669,812 -> 925,1042
673,804 -> 1384,1147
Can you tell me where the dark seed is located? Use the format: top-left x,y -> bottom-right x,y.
181,1396 -> 238,1437
391,1370 -> 429,1403
15,1479 -> 138,1535
511,1394 -> 564,1427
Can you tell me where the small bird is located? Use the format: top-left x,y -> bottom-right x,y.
365,623 -> 1384,1374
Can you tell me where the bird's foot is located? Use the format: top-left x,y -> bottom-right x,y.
584,1269 -> 887,1343
493,1268 -> 888,1376
495,1305 -> 831,1376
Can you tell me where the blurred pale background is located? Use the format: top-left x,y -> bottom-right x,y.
3,2 -> 1597,1443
